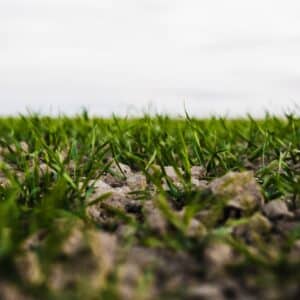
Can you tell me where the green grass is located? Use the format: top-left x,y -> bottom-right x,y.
0,113 -> 299,299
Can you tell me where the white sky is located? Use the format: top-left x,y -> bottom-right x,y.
1,0 -> 300,116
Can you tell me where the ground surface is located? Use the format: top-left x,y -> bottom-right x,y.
0,114 -> 299,299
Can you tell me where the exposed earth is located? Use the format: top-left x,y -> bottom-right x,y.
2,160 -> 300,300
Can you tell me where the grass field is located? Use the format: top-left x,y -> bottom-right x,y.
0,113 -> 299,299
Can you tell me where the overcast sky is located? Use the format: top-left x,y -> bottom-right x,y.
1,0 -> 300,116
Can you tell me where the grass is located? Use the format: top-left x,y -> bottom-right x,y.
0,112 -> 299,299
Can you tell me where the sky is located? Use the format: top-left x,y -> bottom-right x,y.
1,0 -> 300,116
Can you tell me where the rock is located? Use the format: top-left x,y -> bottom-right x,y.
88,230 -> 117,282
246,212 -> 272,233
22,230 -> 47,251
187,284 -> 224,300
191,166 -> 206,179
101,172 -> 124,187
233,213 -> 272,242
48,226 -> 117,292
117,247 -> 162,300
194,209 -> 221,229
117,263 -> 154,300
185,218 -> 207,238
210,171 -> 264,214
126,173 -> 147,190
10,141 -> 29,153
38,163 -> 53,176
0,173 -> 10,187
101,162 -> 132,187
143,201 -> 167,234
151,165 -> 206,190
220,279 -> 247,300
204,242 -> 234,276
191,178 -> 209,189
110,162 -> 132,177
163,165 -> 205,182
89,179 -> 114,198
19,141 -> 29,153
61,226 -> 86,256
164,166 -> 183,180
275,220 -> 300,236
87,195 -> 129,227
86,180 -> 131,223
86,178 -> 141,226
15,252 -> 44,286
114,185 -> 131,195
293,209 -> 300,219
118,264 -> 140,299
15,232 -> 46,286
161,166 -> 187,190
288,240 -> 300,263
87,179 -> 125,206
15,251 -> 44,285
0,282 -> 31,300
263,199 -> 293,220
14,225 -> 117,292
1,142 -> 29,155
118,246 -> 198,299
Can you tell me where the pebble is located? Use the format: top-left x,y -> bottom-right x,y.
263,199 -> 293,220
210,171 -> 264,213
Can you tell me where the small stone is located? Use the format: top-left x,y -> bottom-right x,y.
118,263 -> 143,300
204,242 -> 233,275
87,179 -> 128,204
263,199 -> 293,220
276,220 -> 300,236
22,230 -> 47,251
6,142 -> 29,154
87,195 -> 129,226
113,185 -> 131,195
162,166 -> 184,190
110,161 -> 132,177
233,213 -> 272,241
194,209 -> 220,228
89,179 -> 114,197
0,173 -> 10,187
187,284 -> 224,300
293,209 -> 300,219
191,166 -> 206,179
86,179 -> 134,227
191,178 -> 209,189
101,162 -> 132,186
48,227 -> 117,292
126,173 -> 147,190
15,231 -> 46,286
250,212 -> 272,232
143,201 -> 167,234
118,247 -> 161,300
15,252 -> 44,285
210,171 -> 264,214
38,163 -> 52,176
288,240 -> 300,263
20,141 -> 29,153
88,230 -> 117,281
164,166 -> 183,180
186,218 -> 207,238
61,227 -> 85,256
0,282 -> 31,300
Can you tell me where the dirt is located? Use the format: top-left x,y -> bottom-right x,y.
8,162 -> 300,299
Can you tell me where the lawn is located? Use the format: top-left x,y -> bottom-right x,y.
0,113 -> 299,299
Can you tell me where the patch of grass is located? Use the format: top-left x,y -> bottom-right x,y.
0,112 -> 299,299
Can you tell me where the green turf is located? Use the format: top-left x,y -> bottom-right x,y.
0,113 -> 299,299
